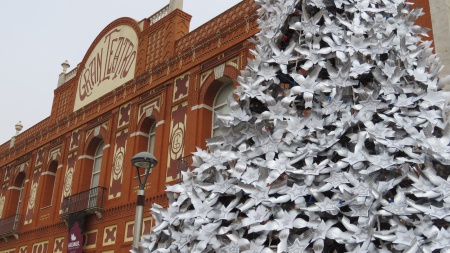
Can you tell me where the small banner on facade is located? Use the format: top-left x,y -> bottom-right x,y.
67,212 -> 85,253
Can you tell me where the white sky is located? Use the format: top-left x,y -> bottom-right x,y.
0,0 -> 242,145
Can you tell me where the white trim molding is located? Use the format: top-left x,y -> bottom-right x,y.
191,104 -> 213,111
8,186 -> 22,191
131,132 -> 149,138
156,120 -> 165,127
41,171 -> 57,177
78,155 -> 94,160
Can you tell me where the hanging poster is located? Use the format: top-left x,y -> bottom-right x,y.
67,212 -> 85,253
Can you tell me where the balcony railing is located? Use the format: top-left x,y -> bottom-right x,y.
177,154 -> 195,183
64,67 -> 78,83
149,4 -> 170,25
0,214 -> 21,237
60,186 -> 106,219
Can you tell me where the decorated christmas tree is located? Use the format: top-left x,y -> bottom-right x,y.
139,0 -> 450,252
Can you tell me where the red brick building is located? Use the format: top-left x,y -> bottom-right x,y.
0,0 -> 433,252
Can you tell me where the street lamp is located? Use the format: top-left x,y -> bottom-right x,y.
131,152 -> 158,251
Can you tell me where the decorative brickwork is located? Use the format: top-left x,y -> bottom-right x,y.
69,129 -> 81,151
47,146 -> 62,165
35,148 -> 44,167
166,101 -> 187,182
60,152 -> 77,209
117,103 -> 131,128
0,249 -> 15,253
24,168 -> 42,224
173,72 -> 189,102
124,216 -> 152,243
53,237 -> 64,253
138,96 -> 162,123
103,225 -> 117,246
85,121 -> 110,144
31,241 -> 48,253
108,130 -> 128,199
83,230 -> 98,250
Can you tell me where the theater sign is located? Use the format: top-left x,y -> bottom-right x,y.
74,25 -> 138,111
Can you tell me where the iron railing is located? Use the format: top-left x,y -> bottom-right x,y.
0,214 -> 21,237
177,154 -> 195,182
60,186 -> 106,219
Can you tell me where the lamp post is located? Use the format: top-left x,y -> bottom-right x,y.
131,152 -> 158,251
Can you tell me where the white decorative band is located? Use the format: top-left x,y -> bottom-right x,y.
191,104 -> 213,111
131,132 -> 149,138
78,155 -> 94,160
8,186 -> 22,191
103,144 -> 110,150
41,171 -> 57,176
156,120 -> 165,127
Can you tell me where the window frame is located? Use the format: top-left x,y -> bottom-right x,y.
148,123 -> 156,154
90,141 -> 104,189
16,179 -> 25,215
212,82 -> 234,137
40,161 -> 58,208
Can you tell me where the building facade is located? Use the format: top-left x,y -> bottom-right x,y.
429,0 -> 450,88
0,0 -> 433,252
420,0 -> 450,106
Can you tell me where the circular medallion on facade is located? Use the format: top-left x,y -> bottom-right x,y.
170,123 -> 185,160
113,148 -> 125,180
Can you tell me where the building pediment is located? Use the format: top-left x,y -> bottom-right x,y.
74,18 -> 141,111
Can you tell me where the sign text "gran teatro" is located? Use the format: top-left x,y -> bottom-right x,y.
75,25 -> 138,111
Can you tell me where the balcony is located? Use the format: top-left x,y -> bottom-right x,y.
60,186 -> 106,219
177,155 -> 195,183
0,214 -> 21,239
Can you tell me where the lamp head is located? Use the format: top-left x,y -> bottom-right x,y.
132,152 -> 158,188
132,152 -> 158,169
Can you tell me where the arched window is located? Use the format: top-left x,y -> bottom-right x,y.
212,82 -> 234,137
79,137 -> 104,192
87,141 -> 104,209
133,118 -> 157,182
41,161 -> 58,207
6,172 -> 25,217
15,178 -> 25,215
148,123 -> 156,154
135,116 -> 157,155
91,141 -> 104,189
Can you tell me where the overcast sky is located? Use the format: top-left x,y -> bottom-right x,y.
0,0 -> 242,145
